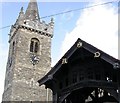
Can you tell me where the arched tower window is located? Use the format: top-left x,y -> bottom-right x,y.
30,38 -> 40,53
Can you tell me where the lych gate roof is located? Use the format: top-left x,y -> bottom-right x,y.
38,38 -> 120,85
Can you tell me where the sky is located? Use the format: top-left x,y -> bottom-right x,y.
0,0 -> 119,102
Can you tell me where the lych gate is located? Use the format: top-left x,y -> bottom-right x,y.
38,38 -> 120,103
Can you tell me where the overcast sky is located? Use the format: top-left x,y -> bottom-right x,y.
0,0 -> 118,102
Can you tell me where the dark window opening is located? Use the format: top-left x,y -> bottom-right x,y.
35,42 -> 38,53
12,41 -> 15,54
30,41 -> 34,52
30,38 -> 39,53
8,57 -> 12,67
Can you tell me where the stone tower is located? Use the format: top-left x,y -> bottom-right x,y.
2,0 -> 54,101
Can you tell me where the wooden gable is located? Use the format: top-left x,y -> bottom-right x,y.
38,38 -> 120,103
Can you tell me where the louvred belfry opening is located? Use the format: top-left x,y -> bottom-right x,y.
30,38 -> 39,53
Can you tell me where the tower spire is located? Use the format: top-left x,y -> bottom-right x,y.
25,0 -> 40,21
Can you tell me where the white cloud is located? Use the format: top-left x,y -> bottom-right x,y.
61,1 -> 118,59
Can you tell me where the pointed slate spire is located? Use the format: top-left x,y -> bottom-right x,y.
25,0 -> 40,21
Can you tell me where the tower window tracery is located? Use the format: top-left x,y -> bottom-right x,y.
30,38 -> 40,53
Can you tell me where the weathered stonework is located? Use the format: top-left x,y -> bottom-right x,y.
2,0 -> 54,101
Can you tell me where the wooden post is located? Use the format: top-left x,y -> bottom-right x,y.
52,80 -> 58,103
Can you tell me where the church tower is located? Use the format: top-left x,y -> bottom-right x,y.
2,0 -> 54,101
